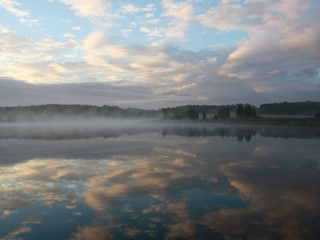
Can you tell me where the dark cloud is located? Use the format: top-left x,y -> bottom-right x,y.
0,77 -> 155,107
1,65 -> 320,109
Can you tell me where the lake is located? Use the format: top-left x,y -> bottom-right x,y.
0,122 -> 319,240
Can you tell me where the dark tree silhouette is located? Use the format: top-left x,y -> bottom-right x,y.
187,108 -> 199,119
236,103 -> 257,119
216,107 -> 230,119
202,111 -> 207,120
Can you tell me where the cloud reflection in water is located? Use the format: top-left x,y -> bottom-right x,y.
0,130 -> 319,240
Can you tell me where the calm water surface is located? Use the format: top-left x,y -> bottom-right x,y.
0,122 -> 319,240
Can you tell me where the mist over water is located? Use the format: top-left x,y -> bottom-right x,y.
0,118 -> 160,139
0,119 -> 319,140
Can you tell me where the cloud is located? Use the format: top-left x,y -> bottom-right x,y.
0,0 -> 29,17
72,26 -> 81,31
0,31 -> 84,83
83,31 -> 130,59
142,3 -> 155,12
199,0 -> 320,93
121,4 -> 140,14
0,24 -> 13,33
222,0 -> 242,4
139,26 -> 163,38
199,0 -> 264,31
59,0 -> 110,17
82,31 -> 207,87
0,0 -> 40,27
19,17 -> 40,26
0,78 -> 156,107
2,0 -> 320,109
0,28 -> 285,108
162,0 -> 194,40
81,31 -> 258,106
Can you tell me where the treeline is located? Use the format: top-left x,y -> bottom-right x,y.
161,105 -> 220,119
259,101 -> 320,116
0,101 -> 319,122
0,103 -> 256,122
161,103 -> 258,120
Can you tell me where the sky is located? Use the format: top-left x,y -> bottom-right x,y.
0,0 -> 319,109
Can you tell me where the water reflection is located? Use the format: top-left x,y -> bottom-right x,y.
0,126 -> 319,240
0,122 -> 320,141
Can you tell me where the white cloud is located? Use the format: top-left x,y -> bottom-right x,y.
82,31 -> 206,87
172,82 -> 196,91
142,3 -> 155,12
48,62 -> 68,73
199,1 -> 263,30
0,0 -> 29,17
120,28 -> 132,37
0,31 -> 87,83
63,33 -> 75,38
0,24 -> 14,33
145,13 -> 154,18
59,0 -> 110,17
19,17 -> 40,26
171,73 -> 190,83
83,31 -> 130,59
121,3 -> 140,14
222,0 -> 242,3
162,0 -> 194,40
140,26 -> 163,38
72,26 -> 81,31
146,18 -> 161,25
0,0 -> 40,26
